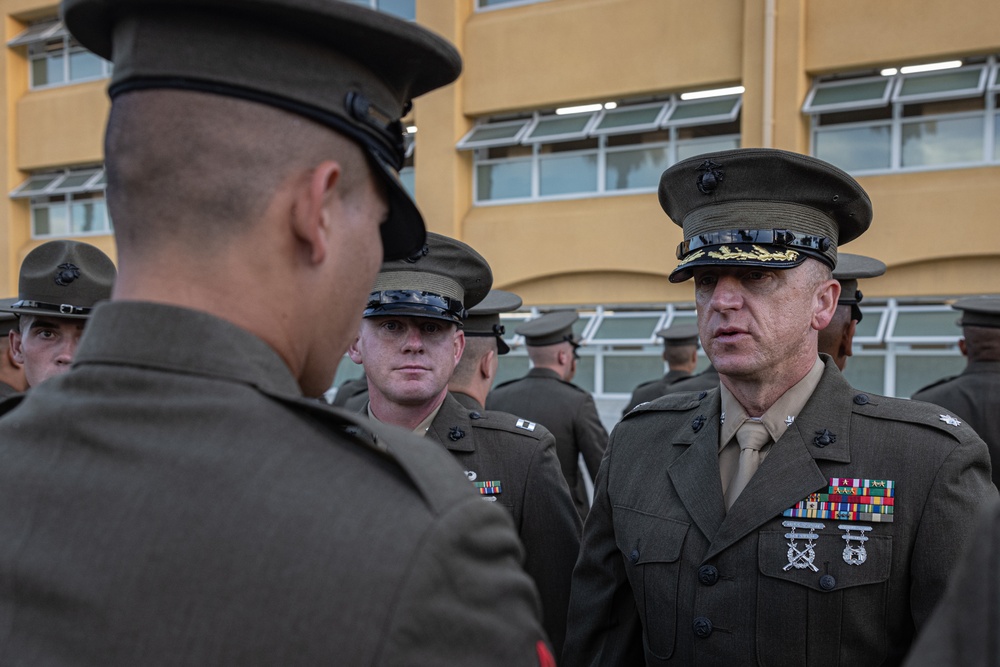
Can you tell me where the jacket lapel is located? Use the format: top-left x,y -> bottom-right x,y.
706,361 -> 854,560
427,393 -> 475,453
666,390 -> 727,543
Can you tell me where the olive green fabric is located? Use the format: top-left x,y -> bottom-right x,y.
954,295 -> 1000,328
463,289 -> 522,355
1,240 -> 115,319
487,367 -> 608,519
566,357 -> 996,666
516,311 -> 580,347
0,302 -> 548,665
621,369 -> 691,417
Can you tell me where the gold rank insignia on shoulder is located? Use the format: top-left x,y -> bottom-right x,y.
515,418 -> 536,431
783,477 -> 894,523
706,245 -> 800,263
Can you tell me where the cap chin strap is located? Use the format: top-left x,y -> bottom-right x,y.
10,300 -> 91,316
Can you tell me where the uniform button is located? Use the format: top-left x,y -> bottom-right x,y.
853,394 -> 870,405
698,391 -> 708,400
697,565 -> 719,586
819,574 -> 837,591
629,549 -> 640,564
693,617 -> 713,638
469,411 -> 482,420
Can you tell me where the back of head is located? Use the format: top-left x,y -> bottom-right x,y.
955,296 -> 1000,362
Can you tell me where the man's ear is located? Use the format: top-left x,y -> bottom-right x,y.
479,348 -> 497,382
9,329 -> 25,366
812,278 -> 841,331
346,331 -> 364,364
959,338 -> 968,357
452,329 -> 466,368
291,160 -> 342,266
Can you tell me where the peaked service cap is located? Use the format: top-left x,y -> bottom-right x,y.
953,296 -> 1000,329
655,322 -> 699,348
463,289 -> 522,355
364,232 -> 493,325
61,0 -> 462,261
659,148 -> 872,282
0,240 -> 116,319
833,253 -> 886,323
516,310 -> 580,347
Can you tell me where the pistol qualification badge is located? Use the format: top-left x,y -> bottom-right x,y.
840,524 -> 872,565
782,521 -> 825,572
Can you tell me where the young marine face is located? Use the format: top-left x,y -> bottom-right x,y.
9,315 -> 86,388
692,262 -> 837,384
350,316 -> 464,408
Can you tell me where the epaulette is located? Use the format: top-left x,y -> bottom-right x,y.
467,409 -> 548,441
912,375 -> 959,396
621,389 -> 708,420
850,391 -> 976,442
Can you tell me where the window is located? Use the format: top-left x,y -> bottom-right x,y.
342,0 -> 415,20
11,167 -> 111,238
805,57 -> 1000,174
476,0 -> 550,10
9,19 -> 111,89
462,95 -> 741,204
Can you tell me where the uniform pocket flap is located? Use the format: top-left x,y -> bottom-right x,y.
758,529 -> 891,591
614,506 -> 690,565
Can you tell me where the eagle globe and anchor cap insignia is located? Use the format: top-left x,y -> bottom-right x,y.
696,160 -> 724,194
54,263 -> 81,286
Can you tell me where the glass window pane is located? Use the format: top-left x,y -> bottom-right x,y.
36,203 -> 70,237
45,54 -> 64,86
593,315 -> 662,340
594,104 -> 666,133
896,355 -> 965,398
854,310 -> 883,339
399,167 -> 415,197
32,206 -> 51,236
668,97 -> 739,124
995,112 -> 1000,161
606,145 -> 670,191
500,315 -> 531,342
71,198 -> 109,233
30,58 -> 51,87
808,79 -> 891,110
332,356 -> 365,388
56,172 -> 98,191
68,49 -> 103,81
842,355 -> 885,395
814,124 -> 891,172
676,136 -> 740,161
13,173 -> 62,197
460,120 -> 530,148
901,116 -> 984,167
574,355 -> 595,393
494,355 -> 530,388
573,316 -> 592,339
671,313 -> 699,328
539,152 -> 597,196
604,355 -> 664,393
525,114 -> 593,142
476,160 -> 531,201
892,310 -> 961,338
379,0 -> 415,20
897,68 -> 984,100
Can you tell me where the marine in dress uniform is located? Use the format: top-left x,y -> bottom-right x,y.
621,323 -> 699,416
0,2 -> 550,665
1,240 -> 115,388
564,148 -> 996,667
912,296 -> 1000,487
487,310 -> 609,519
349,235 -> 580,657
666,363 -> 720,393
818,253 -> 887,371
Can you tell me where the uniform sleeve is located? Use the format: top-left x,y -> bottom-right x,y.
562,431 -> 644,667
574,394 -> 609,480
903,497 -> 1000,667
519,430 -> 582,658
378,496 -> 551,666
909,431 -> 999,629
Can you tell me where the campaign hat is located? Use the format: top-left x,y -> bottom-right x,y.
0,241 -> 115,319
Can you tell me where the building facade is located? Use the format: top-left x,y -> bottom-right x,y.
3,0 -> 999,424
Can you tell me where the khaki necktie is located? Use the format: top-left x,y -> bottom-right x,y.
725,420 -> 771,510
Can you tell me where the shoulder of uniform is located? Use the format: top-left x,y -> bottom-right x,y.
632,379 -> 660,391
911,375 -> 959,397
621,388 -> 711,420
849,390 -> 978,442
491,377 -> 522,391
554,378 -> 589,394
468,409 -> 550,441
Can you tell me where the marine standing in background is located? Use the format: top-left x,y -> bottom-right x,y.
564,148 -> 995,666
0,310 -> 26,397
818,252 -> 886,371
348,234 -> 580,655
488,310 -> 609,518
1,240 -> 115,388
621,322 -> 699,416
911,296 -> 1000,487
0,1 -> 550,664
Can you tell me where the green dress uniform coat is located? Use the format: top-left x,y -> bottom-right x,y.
911,359 -> 1000,487
664,364 -> 720,394
621,370 -> 691,417
487,367 -> 609,518
425,392 -> 583,657
901,495 -> 1000,667
0,302 -> 549,667
564,357 -> 996,667
0,381 -> 19,399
